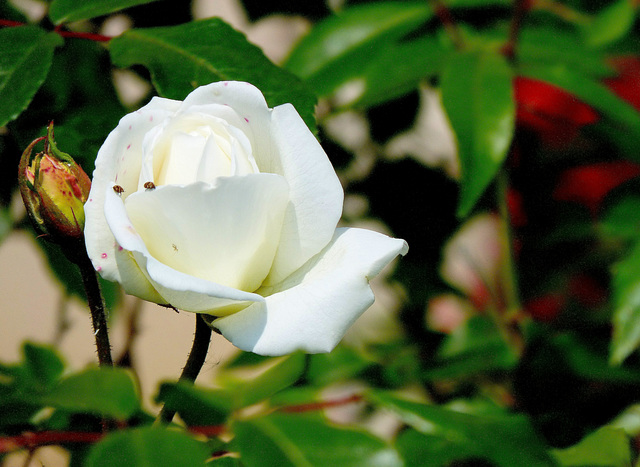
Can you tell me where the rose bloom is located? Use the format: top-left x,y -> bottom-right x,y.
84,81 -> 408,356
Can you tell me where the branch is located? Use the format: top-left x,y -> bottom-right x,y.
0,431 -> 104,454
0,393 -> 365,454
280,394 -> 363,413
0,20 -> 112,42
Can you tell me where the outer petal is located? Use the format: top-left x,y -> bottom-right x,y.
103,185 -> 265,313
261,103 -> 344,285
213,227 -> 409,356
85,96 -> 180,301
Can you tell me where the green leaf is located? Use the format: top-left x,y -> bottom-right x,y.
552,426 -> 632,467
86,426 -> 209,467
517,27 -> 613,78
0,26 -> 62,128
49,0 -> 161,24
156,382 -> 232,426
233,412 -> 402,467
45,367 -> 139,420
353,35 -> 451,108
22,342 -> 65,392
600,195 -> 640,242
208,457 -> 242,466
520,64 -> 640,154
285,1 -> 432,98
441,49 -> 515,217
611,242 -> 640,365
424,315 -> 519,380
220,352 -> 306,408
371,391 -> 556,466
109,18 -> 317,131
0,343 -> 66,428
306,346 -> 373,386
582,0 -> 636,48
445,0 -> 512,6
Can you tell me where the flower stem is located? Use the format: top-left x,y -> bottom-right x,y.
76,252 -> 113,366
496,170 -> 522,316
157,314 -> 212,424
495,169 -> 526,355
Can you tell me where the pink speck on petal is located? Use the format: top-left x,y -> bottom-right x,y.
118,246 -> 123,251
224,82 -> 228,86
129,125 -> 132,130
89,198 -> 93,202
149,116 -> 153,122
244,117 -> 249,123
127,144 -> 131,150
96,266 -> 102,272
101,253 -> 107,259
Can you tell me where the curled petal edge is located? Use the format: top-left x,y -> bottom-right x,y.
213,227 -> 408,356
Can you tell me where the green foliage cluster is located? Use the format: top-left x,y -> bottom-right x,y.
1,0 -> 640,465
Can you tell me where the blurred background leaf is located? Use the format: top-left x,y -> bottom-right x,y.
109,18 -> 317,131
0,26 -> 62,128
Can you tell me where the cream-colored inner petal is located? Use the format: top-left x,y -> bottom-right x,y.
149,112 -> 258,187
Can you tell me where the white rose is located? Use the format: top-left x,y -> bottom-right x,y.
84,81 -> 408,356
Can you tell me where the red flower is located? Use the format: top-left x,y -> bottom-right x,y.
514,77 -> 598,146
553,160 -> 640,215
604,56 -> 640,111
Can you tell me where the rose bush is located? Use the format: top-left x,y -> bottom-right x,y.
84,81 -> 408,356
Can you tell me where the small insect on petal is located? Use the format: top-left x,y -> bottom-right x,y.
113,185 -> 124,194
144,181 -> 156,190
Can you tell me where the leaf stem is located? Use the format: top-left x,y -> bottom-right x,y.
76,251 -> 113,366
428,0 -> 464,49
502,0 -> 531,61
156,314 -> 212,424
531,0 -> 591,24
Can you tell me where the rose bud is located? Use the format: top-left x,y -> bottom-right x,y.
18,122 -> 91,251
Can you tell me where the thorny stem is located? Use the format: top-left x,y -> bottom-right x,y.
76,252 -> 113,366
156,314 -> 212,424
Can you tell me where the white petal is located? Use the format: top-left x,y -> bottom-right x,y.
213,227 -> 409,355
103,184 -> 267,313
84,96 -> 180,301
261,103 -> 344,285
